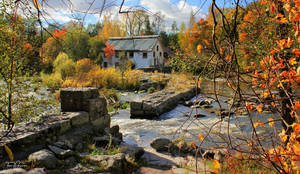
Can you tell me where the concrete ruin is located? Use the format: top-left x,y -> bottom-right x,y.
0,88 -> 110,162
130,88 -> 196,119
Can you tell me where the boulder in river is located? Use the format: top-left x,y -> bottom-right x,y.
150,138 -> 173,152
193,113 -> 206,118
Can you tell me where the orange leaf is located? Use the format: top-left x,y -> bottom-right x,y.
246,102 -> 253,111
295,101 -> 300,111
213,160 -> 221,169
33,0 -> 40,9
240,33 -> 248,41
220,48 -> 223,55
260,0 -> 267,5
254,120 -> 265,128
270,3 -> 276,13
191,142 -> 197,149
225,55 -> 231,62
197,78 -> 202,88
197,45 -> 202,53
198,133 -> 204,141
293,48 -> 300,56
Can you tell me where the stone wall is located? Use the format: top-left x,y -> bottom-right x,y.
0,88 -> 110,162
130,87 -> 196,119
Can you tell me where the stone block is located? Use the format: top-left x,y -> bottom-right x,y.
87,98 -> 108,121
130,101 -> 142,110
143,102 -> 153,111
91,115 -> 110,131
68,112 -> 89,127
58,120 -> 71,134
60,88 -> 99,112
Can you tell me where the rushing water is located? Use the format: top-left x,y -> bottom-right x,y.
112,79 -> 282,150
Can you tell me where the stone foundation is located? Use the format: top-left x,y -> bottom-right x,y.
0,88 -> 110,162
130,87 -> 196,119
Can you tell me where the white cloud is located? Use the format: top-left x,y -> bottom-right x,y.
36,0 -> 205,30
141,0 -> 205,29
39,0 -> 118,24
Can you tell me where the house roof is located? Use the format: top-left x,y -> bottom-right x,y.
106,35 -> 159,51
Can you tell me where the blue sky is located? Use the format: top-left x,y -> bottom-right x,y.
39,0 -> 245,29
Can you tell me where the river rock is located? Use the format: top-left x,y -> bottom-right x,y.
26,168 -> 46,174
194,99 -> 214,106
48,145 -> 74,159
150,138 -> 173,152
0,168 -> 26,174
183,101 -> 193,107
120,143 -> 144,161
106,125 -> 123,141
193,114 -> 206,118
201,104 -> 213,109
217,110 -> 234,117
203,149 -> 226,162
88,153 -> 128,173
28,149 -> 59,169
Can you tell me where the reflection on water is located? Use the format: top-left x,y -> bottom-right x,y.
112,80 -> 282,150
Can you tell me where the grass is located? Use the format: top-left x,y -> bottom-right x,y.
90,146 -> 121,156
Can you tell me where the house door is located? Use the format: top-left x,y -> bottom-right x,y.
154,58 -> 157,66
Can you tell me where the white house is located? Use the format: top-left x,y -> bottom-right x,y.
103,35 -> 165,69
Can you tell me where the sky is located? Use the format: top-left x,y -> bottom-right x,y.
39,0 -> 212,29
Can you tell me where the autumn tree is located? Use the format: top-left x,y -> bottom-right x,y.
0,1 -> 45,131
40,28 -> 67,72
193,0 -> 300,173
63,23 -> 90,61
97,14 -> 125,42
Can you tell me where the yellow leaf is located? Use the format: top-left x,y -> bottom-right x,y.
289,58 -> 298,66
197,45 -> 202,53
268,118 -> 274,127
213,160 -> 221,169
256,104 -> 263,113
279,129 -> 288,142
197,78 -> 202,88
4,144 -> 14,161
33,0 -> 40,9
198,133 -> 204,141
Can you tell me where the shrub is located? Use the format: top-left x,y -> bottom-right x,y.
120,70 -> 142,90
41,72 -> 63,90
53,52 -> 76,80
147,87 -> 156,93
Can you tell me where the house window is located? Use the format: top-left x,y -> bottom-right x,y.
160,52 -> 162,57
153,52 -> 155,57
115,62 -> 119,66
115,51 -> 119,58
129,51 -> 134,58
157,45 -> 159,51
143,52 -> 147,58
103,62 -> 108,68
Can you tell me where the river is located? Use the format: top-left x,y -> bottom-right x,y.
112,79 -> 282,150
